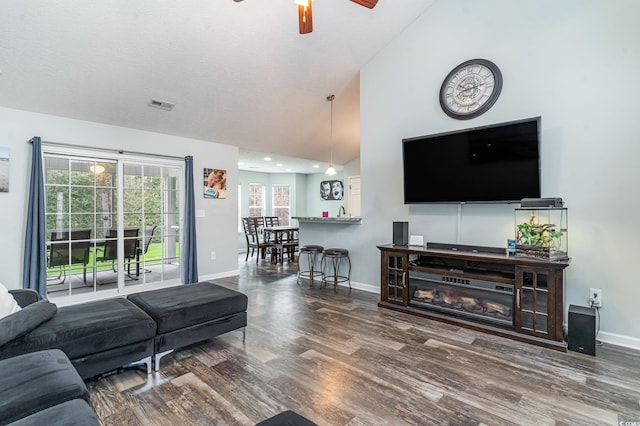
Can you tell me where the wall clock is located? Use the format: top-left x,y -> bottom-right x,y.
439,59 -> 502,120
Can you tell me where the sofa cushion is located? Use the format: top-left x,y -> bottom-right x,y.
0,300 -> 57,347
127,282 -> 248,334
6,399 -> 100,426
0,283 -> 21,320
0,298 -> 156,361
0,349 -> 89,425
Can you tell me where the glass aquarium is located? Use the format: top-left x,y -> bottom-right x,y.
514,207 -> 568,260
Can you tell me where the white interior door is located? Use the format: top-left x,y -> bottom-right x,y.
348,176 -> 361,217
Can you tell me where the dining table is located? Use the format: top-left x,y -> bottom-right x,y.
262,225 -> 299,264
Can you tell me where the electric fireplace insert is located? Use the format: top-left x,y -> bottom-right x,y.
409,270 -> 514,327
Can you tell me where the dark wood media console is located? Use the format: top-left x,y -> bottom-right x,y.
378,243 -> 570,351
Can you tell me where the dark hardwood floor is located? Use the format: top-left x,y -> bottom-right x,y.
88,256 -> 640,425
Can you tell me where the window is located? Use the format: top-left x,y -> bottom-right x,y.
238,184 -> 242,232
249,184 -> 265,217
43,148 -> 183,298
272,185 -> 291,226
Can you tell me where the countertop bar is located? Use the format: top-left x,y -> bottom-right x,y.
293,216 -> 362,224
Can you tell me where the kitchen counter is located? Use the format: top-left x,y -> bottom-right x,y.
293,216 -> 362,224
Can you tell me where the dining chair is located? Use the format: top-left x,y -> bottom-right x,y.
242,217 -> 272,263
264,216 -> 279,227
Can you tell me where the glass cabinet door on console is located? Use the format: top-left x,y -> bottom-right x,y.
515,266 -> 560,340
381,251 -> 408,305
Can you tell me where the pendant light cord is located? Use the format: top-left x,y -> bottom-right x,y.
328,94 -> 335,166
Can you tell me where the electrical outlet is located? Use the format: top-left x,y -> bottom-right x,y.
589,288 -> 602,308
210,251 -> 216,260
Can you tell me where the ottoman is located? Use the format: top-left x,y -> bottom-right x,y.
0,350 -> 90,425
127,281 -> 248,371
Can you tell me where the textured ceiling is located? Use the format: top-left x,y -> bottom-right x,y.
0,0 -> 436,171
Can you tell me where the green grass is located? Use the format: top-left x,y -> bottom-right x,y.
47,242 -> 180,277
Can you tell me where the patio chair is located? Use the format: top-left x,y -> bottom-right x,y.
100,227 -> 140,278
137,225 -> 157,273
48,229 -> 92,284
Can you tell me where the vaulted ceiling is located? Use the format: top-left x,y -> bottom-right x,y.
0,0 -> 436,170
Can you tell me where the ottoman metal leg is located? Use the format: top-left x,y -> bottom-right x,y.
124,355 -> 152,375
153,349 -> 174,372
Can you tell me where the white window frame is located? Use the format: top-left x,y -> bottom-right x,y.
42,143 -> 185,304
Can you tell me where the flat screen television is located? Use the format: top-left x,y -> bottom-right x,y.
402,117 -> 541,204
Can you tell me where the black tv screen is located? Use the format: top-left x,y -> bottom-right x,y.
402,117 -> 541,204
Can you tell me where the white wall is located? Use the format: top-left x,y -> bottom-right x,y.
356,0 -> 640,345
0,107 -> 239,290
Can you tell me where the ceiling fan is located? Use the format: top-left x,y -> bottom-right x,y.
233,0 -> 379,34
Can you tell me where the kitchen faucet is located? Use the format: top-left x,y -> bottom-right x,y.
337,205 -> 346,217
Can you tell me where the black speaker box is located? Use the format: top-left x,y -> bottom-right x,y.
393,222 -> 408,246
568,304 -> 596,356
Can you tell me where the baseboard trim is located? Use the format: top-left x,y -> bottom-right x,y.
336,280 -> 379,294
597,331 -> 640,351
199,270 -> 240,281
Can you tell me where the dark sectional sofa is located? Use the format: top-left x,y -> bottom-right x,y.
0,349 -> 100,426
1,281 -> 248,379
0,282 -> 317,425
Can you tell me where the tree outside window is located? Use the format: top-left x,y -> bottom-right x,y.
249,184 -> 265,217
272,185 -> 290,226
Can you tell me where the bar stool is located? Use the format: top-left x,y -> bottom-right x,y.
297,245 -> 325,287
321,248 -> 351,292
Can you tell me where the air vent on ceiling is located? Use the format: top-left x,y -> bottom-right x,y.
148,99 -> 175,111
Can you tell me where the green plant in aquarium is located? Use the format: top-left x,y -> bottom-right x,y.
517,219 -> 563,248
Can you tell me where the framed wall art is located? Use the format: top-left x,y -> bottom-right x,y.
203,168 -> 227,199
320,179 -> 343,201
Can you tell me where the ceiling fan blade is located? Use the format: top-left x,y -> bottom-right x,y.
350,0 -> 378,8
298,0 -> 313,34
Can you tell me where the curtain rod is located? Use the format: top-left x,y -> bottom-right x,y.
29,138 -> 185,161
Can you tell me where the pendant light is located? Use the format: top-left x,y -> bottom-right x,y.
325,94 -> 337,176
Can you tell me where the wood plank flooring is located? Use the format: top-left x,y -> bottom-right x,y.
88,257 -> 640,425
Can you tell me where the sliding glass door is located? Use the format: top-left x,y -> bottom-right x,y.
44,150 -> 183,298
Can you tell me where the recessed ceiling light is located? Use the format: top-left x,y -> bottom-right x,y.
264,157 -> 272,161
286,168 -> 292,172
313,164 -> 319,168
238,162 -> 245,166
276,163 -> 283,167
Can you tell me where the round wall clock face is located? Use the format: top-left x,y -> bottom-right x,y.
439,59 -> 503,120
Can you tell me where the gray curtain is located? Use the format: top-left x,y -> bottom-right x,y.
181,155 -> 199,284
23,137 -> 48,299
